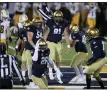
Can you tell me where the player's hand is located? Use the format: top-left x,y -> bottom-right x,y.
87,59 -> 95,66
21,80 -> 26,86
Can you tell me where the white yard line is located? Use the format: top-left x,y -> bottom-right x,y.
8,46 -> 15,50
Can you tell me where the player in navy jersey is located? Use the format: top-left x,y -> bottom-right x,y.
32,38 -> 63,89
83,28 -> 107,89
69,24 -> 88,83
43,10 -> 70,80
14,20 -> 35,86
21,16 -> 43,86
44,10 -> 70,67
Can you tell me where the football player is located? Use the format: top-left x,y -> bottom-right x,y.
69,24 -> 88,83
25,16 -> 44,86
43,10 -> 70,80
0,9 -> 11,50
86,3 -> 101,29
65,3 -> 80,26
83,28 -> 107,89
13,3 -> 30,25
15,14 -> 28,55
32,38 -> 63,89
43,10 -> 70,67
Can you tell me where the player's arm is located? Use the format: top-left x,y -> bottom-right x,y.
63,27 -> 71,48
27,31 -> 35,49
43,26 -> 50,40
32,40 -> 39,61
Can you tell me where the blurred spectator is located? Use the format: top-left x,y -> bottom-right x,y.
13,2 -> 30,25
79,3 -> 88,29
65,3 -> 80,26
86,2 -> 101,29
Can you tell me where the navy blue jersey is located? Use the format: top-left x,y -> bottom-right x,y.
46,19 -> 68,43
18,26 -> 28,41
32,48 -> 50,77
89,38 -> 106,61
71,31 -> 87,53
25,25 -> 43,51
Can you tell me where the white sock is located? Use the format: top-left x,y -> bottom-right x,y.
78,66 -> 84,77
28,67 -> 32,79
73,66 -> 80,76
22,71 -> 26,77
49,67 -> 53,73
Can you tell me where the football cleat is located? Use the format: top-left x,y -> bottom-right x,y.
54,70 -> 63,84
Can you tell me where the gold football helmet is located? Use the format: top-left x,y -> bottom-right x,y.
32,16 -> 43,23
38,38 -> 47,46
38,38 -> 47,50
23,20 -> 32,26
53,11 -> 63,17
87,28 -> 99,38
70,24 -> 79,33
53,11 -> 63,24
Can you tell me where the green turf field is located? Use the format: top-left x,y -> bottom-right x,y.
8,38 -> 107,66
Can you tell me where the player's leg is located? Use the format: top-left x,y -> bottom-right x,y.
47,41 -> 56,63
86,74 -> 91,89
87,18 -> 92,28
26,50 -> 32,79
94,66 -> 105,89
55,42 -> 62,68
74,13 -> 80,26
47,41 -> 56,80
93,58 -> 107,89
42,75 -> 48,87
31,75 -> 48,89
84,57 -> 107,75
21,50 -> 27,77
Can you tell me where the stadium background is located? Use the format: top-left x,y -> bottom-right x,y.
1,2 -> 107,89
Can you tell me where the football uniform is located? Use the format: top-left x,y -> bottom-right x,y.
84,37 -> 107,77
79,3 -> 88,28
70,31 -> 88,67
65,3 -> 80,26
32,48 -> 50,89
20,25 -> 43,79
0,20 -> 10,44
86,4 -> 97,28
46,19 -> 68,67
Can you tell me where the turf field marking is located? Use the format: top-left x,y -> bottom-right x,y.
8,46 -> 15,50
